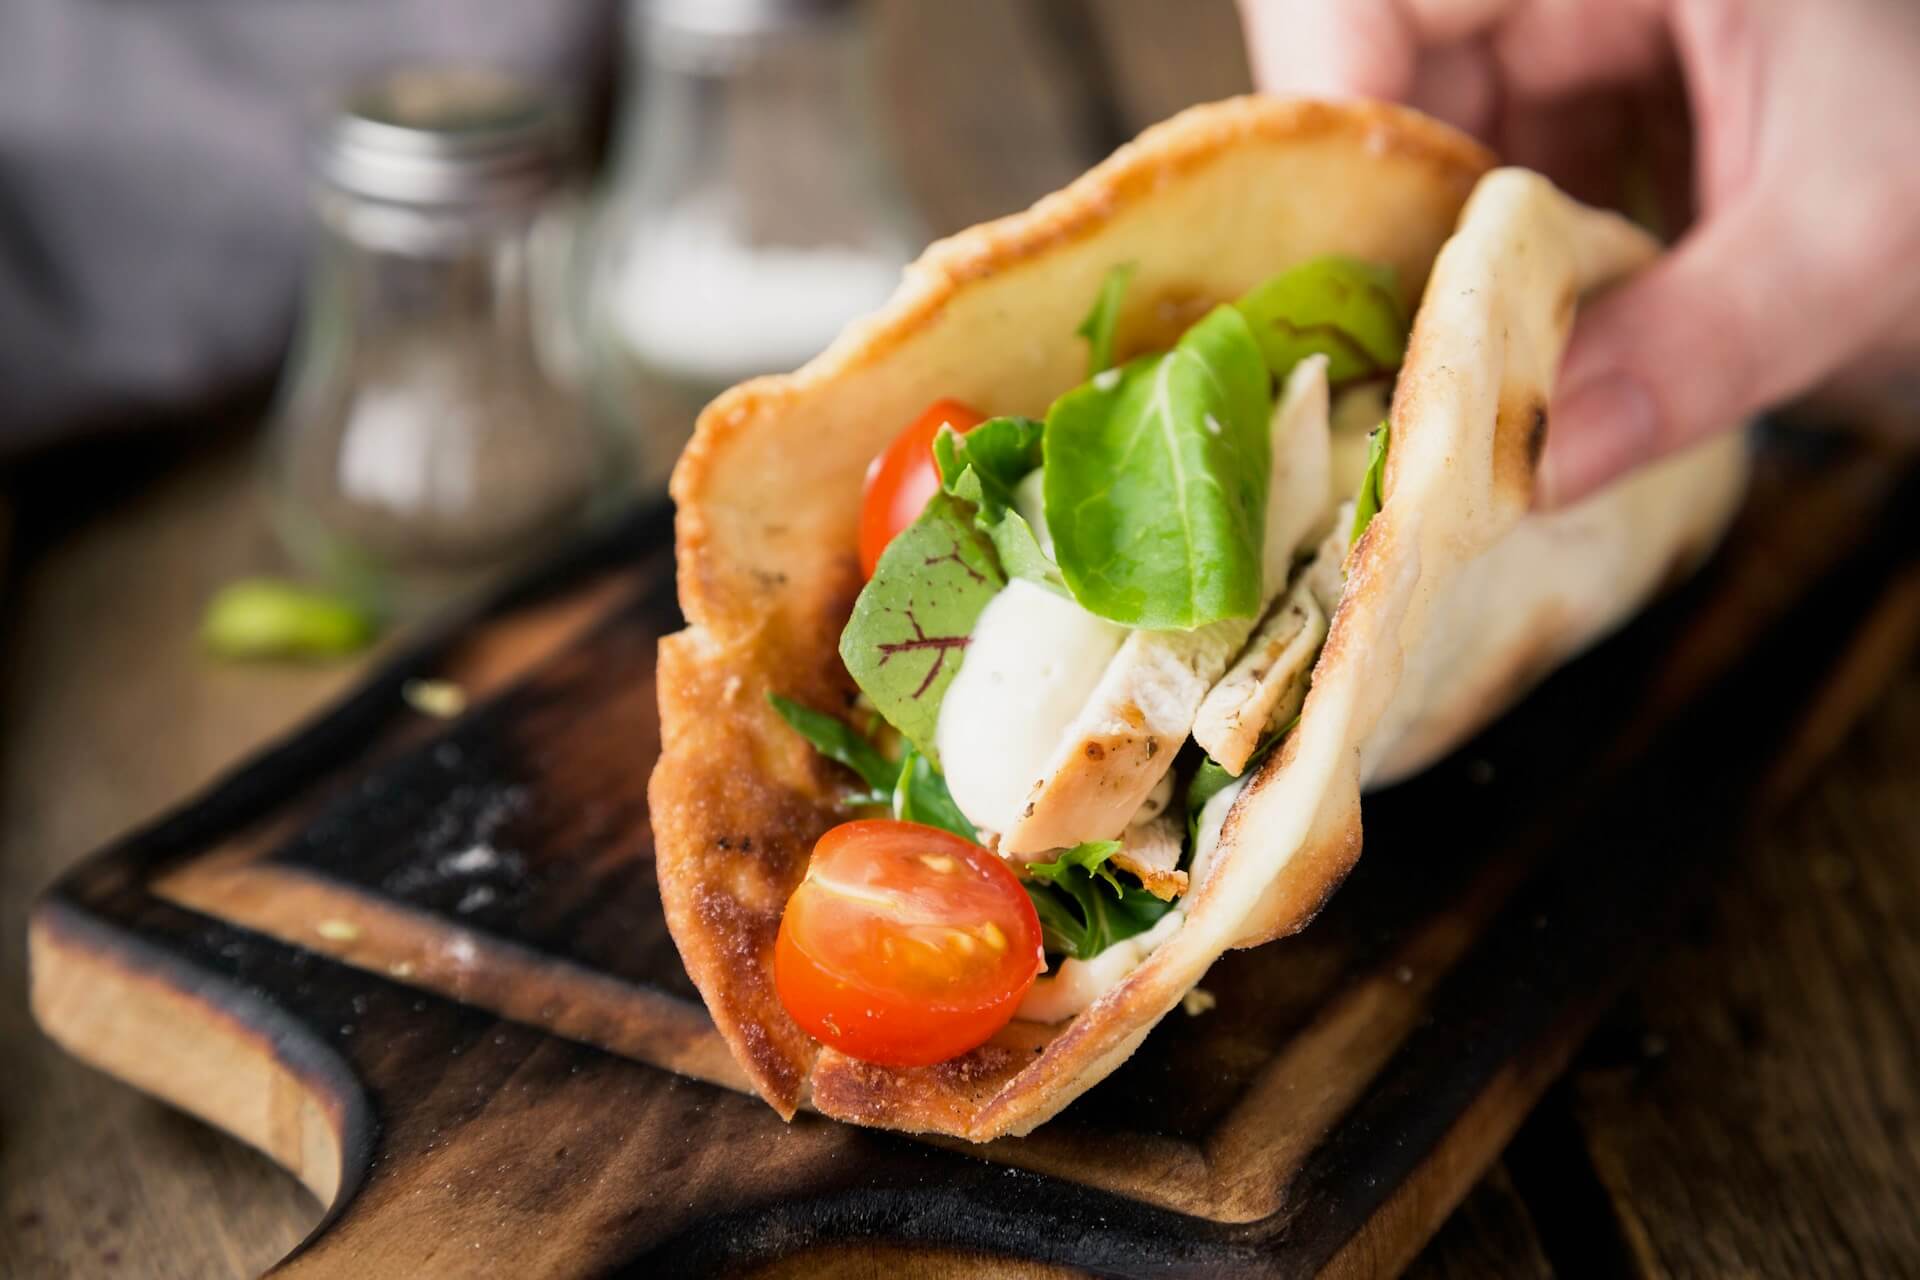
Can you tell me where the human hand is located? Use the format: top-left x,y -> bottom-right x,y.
1238,0 -> 1920,504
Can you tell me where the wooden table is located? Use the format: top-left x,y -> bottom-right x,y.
4,3 -> 1917,1274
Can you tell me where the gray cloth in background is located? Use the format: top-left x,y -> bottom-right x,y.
0,0 -> 615,455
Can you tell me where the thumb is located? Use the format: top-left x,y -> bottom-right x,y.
1237,0 -> 1417,99
1537,198 -> 1864,506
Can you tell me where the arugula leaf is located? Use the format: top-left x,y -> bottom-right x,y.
1027,839 -> 1125,895
1025,856 -> 1176,960
839,491 -> 1005,763
1044,304 -> 1274,630
950,470 -> 1064,591
1076,262 -> 1136,377
935,417 -> 1064,591
1185,756 -> 1242,825
768,693 -> 899,796
1349,422 -> 1389,546
1236,256 -> 1407,386
1186,714 -> 1300,842
934,416 -> 1043,502
892,749 -> 978,840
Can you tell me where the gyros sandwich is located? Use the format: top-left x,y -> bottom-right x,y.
650,97 -> 1747,1141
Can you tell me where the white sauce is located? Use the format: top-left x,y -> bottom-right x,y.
1017,909 -> 1185,1023
935,578 -> 1126,835
1186,773 -> 1249,891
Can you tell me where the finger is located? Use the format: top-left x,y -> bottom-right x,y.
1401,0 -> 1518,43
1494,90 -> 1640,210
1538,198 -> 1877,506
1405,36 -> 1500,138
1490,0 -> 1672,99
1236,0 -> 1419,99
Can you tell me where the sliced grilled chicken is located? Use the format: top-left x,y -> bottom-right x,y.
1111,811 -> 1188,901
1302,500 -> 1354,616
1191,577 -> 1328,774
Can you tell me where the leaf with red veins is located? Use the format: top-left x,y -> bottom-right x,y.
840,491 -> 1005,765
876,613 -> 972,697
922,547 -> 987,585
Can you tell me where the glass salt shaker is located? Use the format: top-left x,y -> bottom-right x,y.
267,70 -> 625,614
581,0 -> 921,489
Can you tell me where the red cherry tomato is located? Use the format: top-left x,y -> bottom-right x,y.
858,399 -> 987,578
774,819 -> 1043,1066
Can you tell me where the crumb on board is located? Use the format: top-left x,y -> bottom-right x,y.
403,677 -> 468,719
1181,987 -> 1217,1017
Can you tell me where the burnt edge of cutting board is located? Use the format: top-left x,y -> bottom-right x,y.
28,431 -> 1920,1278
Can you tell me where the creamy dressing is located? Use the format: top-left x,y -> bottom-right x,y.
1016,908 -> 1185,1023
935,578 -> 1126,835
1186,773 -> 1249,891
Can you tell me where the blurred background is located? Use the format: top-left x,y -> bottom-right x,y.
4,2 -> 1917,1277
0,3 -> 1258,1272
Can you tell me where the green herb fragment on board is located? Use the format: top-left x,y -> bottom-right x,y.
201,579 -> 378,661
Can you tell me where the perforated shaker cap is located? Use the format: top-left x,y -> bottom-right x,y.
316,68 -> 568,208
639,0 -> 854,39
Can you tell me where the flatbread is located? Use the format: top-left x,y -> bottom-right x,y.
649,95 -> 1745,1140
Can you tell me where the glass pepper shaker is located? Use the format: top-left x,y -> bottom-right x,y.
580,0 -> 922,489
267,70 -> 625,615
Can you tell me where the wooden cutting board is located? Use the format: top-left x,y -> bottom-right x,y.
28,427 -> 1920,1278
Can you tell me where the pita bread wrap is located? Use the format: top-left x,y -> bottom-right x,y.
649,96 -> 1747,1140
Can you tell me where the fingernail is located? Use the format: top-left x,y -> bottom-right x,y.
1538,373 -> 1657,508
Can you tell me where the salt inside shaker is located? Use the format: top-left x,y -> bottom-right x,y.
581,0 -> 921,487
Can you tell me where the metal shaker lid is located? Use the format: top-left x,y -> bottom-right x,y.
638,0 -> 856,40
316,69 -> 569,208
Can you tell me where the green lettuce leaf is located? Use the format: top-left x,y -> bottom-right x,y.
955,470 -> 1062,590
933,415 -> 1043,506
1025,848 -> 1176,960
1076,262 -> 1136,377
1186,714 -> 1299,842
1349,422 -> 1389,546
839,491 -> 1005,763
892,748 -> 978,841
1236,256 -> 1407,386
934,417 -> 1064,591
767,693 -> 898,799
1044,304 -> 1274,630
1026,839 -> 1125,895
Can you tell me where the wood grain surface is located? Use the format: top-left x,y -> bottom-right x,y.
6,2 -> 1920,1276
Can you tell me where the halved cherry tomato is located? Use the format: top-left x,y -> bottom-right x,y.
774,818 -> 1043,1066
858,399 -> 987,578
